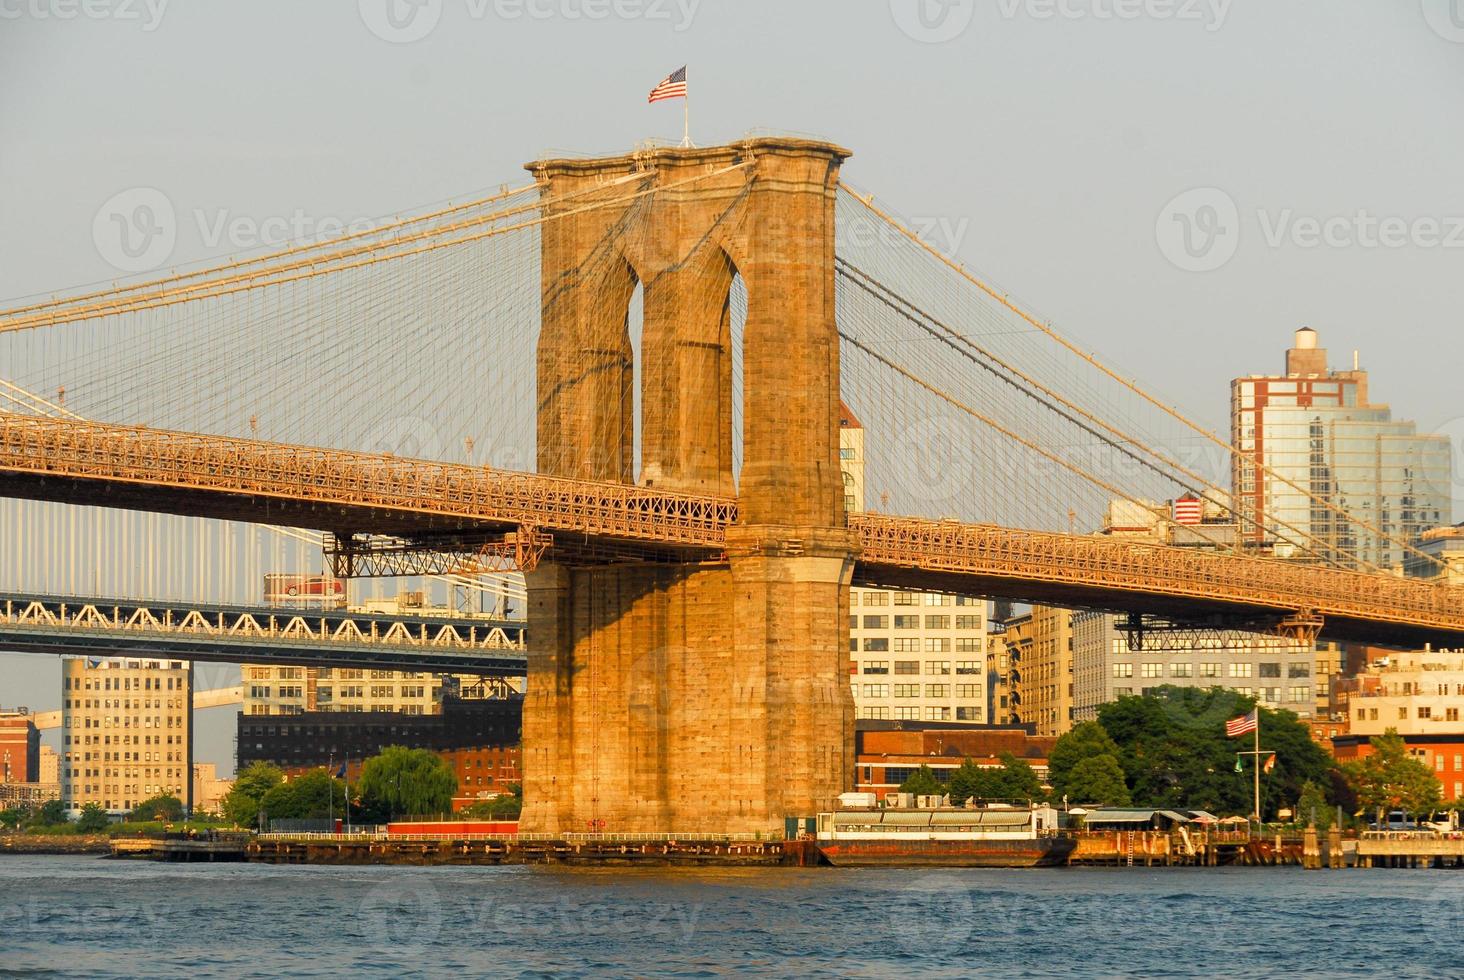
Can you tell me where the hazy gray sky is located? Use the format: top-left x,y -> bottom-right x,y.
3,1 -> 1462,773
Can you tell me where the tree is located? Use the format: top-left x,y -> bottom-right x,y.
1064,755 -> 1132,806
75,803 -> 109,833
1048,722 -> 1124,802
37,799 -> 68,826
222,761 -> 284,828
129,794 -> 184,823
1096,687 -> 1337,816
898,764 -> 942,798
0,807 -> 24,829
946,760 -> 983,806
357,746 -> 457,820
257,769 -> 346,822
1296,779 -> 1332,829
1344,730 -> 1443,818
460,784 -> 523,820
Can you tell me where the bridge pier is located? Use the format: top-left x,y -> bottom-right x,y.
520,139 -> 853,837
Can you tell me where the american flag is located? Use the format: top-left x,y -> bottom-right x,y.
1172,494 -> 1203,525
648,66 -> 687,103
1225,709 -> 1258,738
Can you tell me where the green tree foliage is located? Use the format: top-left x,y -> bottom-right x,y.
357,746 -> 457,820
1096,686 -> 1335,816
128,794 -> 184,823
1064,755 -> 1132,806
1048,721 -> 1124,802
1296,779 -> 1332,829
75,802 -> 109,833
898,764 -> 942,798
1344,730 -> 1443,818
222,761 -> 284,828
37,799 -> 68,826
0,806 -> 24,829
460,784 -> 523,820
258,769 -> 346,822
945,755 -> 1044,804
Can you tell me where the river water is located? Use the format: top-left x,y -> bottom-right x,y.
1,856 -> 1459,977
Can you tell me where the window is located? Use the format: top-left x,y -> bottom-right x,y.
926,684 -> 949,698
924,661 -> 950,675
955,616 -> 982,630
1114,687 -> 1132,697
840,447 -> 856,460
956,684 -> 981,698
1448,709 -> 1460,723
863,615 -> 889,630
1141,664 -> 1163,678
863,638 -> 890,652
848,616 -> 858,630
894,638 -> 920,652
866,592 -> 889,606
863,684 -> 889,698
925,616 -> 950,630
858,706 -> 890,720
1259,663 -> 1281,678
956,706 -> 982,721
1228,663 -> 1253,678
895,707 -> 919,720
922,594 -> 951,606
1170,663 -> 1193,677
1418,706 -> 1432,720
925,707 -> 951,721
956,638 -> 982,652
894,684 -> 919,698
1288,686 -> 1308,703
893,592 -> 916,606
863,661 -> 889,675
1399,707 -> 1409,720
1112,663 -> 1133,678
925,638 -> 950,653
1288,664 -> 1310,678
894,661 -> 919,675
955,661 -> 980,675
894,615 -> 919,629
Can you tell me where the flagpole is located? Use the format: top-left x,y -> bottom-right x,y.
682,82 -> 691,147
1253,713 -> 1262,825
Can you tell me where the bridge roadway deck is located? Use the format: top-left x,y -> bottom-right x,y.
0,589 -> 527,674
1,412 -> 1460,649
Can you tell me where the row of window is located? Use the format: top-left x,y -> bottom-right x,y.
1356,705 -> 1463,722
851,615 -> 984,631
859,661 -> 981,675
852,592 -> 981,607
857,684 -> 982,699
858,706 -> 982,721
1111,662 -> 1308,679
1112,686 -> 1308,703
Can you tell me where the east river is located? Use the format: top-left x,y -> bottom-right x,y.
1,856 -> 1459,977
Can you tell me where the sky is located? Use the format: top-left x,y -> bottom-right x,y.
2,1 -> 1462,775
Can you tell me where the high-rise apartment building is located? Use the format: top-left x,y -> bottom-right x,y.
840,405 -> 990,724
61,658 -> 191,812
1405,525 -> 1464,585
1231,328 -> 1450,570
1005,607 -> 1075,736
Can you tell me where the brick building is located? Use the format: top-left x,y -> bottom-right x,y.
0,709 -> 40,784
853,721 -> 1055,797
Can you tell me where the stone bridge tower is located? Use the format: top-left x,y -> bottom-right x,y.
520,138 -> 856,836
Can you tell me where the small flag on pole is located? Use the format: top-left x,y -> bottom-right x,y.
1225,709 -> 1258,738
1262,753 -> 1277,774
648,66 -> 687,103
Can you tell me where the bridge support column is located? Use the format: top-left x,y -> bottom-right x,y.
520,138 -> 854,837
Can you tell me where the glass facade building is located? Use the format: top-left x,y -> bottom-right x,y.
1231,328 -> 1450,570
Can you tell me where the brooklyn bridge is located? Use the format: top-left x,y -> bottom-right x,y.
1,138 -> 1459,835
